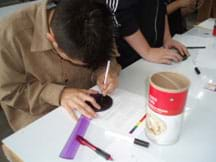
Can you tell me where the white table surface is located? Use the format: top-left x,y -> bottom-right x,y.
1,12 -> 216,162
118,25 -> 216,162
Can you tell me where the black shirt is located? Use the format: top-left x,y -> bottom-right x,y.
104,0 -> 167,68
106,0 -> 167,47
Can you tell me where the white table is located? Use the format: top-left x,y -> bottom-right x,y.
118,22 -> 216,162
2,19 -> 216,162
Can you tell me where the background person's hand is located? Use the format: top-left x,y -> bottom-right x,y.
180,0 -> 204,15
60,88 -> 101,120
144,48 -> 183,64
96,72 -> 119,96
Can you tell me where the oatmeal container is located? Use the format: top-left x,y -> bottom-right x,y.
145,72 -> 190,145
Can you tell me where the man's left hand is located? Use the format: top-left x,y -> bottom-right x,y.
164,38 -> 189,57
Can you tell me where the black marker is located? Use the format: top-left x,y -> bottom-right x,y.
192,58 -> 201,75
187,46 -> 206,49
134,138 -> 150,148
194,66 -> 201,75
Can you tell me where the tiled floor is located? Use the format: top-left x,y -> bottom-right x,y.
0,110 -> 13,162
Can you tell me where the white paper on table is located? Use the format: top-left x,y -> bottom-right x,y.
196,48 -> 216,69
2,89 -> 147,162
173,34 -> 213,47
94,138 -> 164,162
92,89 -> 147,137
197,18 -> 215,30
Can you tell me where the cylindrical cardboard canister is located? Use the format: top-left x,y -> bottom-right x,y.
145,72 -> 190,145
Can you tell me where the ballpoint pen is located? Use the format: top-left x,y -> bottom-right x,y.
77,135 -> 113,161
102,60 -> 111,95
104,60 -> 111,85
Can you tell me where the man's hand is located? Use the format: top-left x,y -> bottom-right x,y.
144,48 -> 183,64
97,72 -> 119,96
164,38 -> 189,57
60,88 -> 101,120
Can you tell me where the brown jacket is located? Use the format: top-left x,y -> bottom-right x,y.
0,0 -> 120,131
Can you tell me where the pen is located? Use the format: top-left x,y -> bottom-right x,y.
77,135 -> 113,161
187,46 -> 206,49
129,114 -> 147,134
104,60 -> 111,85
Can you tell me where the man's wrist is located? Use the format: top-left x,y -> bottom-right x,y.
140,46 -> 151,60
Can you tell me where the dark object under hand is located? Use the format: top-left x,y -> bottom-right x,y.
86,93 -> 113,112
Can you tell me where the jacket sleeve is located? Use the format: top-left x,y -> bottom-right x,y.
115,7 -> 139,37
0,47 -> 65,115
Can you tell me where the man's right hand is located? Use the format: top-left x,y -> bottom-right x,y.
60,88 -> 101,120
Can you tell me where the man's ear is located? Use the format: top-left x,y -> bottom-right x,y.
46,32 -> 58,48
46,32 -> 55,42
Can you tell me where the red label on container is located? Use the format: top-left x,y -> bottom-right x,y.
149,84 -> 188,116
213,27 -> 216,36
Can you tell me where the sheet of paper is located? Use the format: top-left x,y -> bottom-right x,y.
2,89 -> 147,162
94,139 -> 164,162
92,89 -> 147,136
197,18 -> 215,30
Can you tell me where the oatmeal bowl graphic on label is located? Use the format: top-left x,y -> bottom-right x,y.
146,113 -> 167,136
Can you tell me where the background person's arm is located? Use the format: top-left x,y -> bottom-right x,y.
167,0 -> 182,14
167,0 -> 195,15
123,29 -> 182,64
114,2 -> 184,64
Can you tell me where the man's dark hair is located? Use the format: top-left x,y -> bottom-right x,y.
51,0 -> 115,69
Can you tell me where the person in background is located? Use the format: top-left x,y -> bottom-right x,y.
106,0 -> 189,69
167,0 -> 204,36
197,0 -> 216,22
0,0 -> 121,131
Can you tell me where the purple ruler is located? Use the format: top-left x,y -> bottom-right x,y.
60,115 -> 90,159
